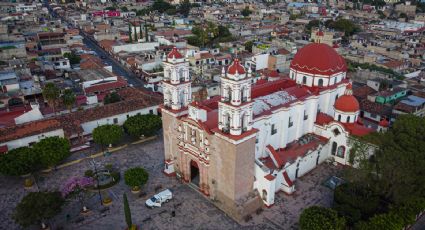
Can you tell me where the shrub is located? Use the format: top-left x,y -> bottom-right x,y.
124,167 -> 149,188
299,206 -> 346,230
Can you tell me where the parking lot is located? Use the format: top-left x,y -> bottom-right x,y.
0,137 -> 340,230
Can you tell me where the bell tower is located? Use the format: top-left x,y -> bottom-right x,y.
218,59 -> 254,136
162,47 -> 191,110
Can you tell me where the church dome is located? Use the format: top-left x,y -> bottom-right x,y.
167,47 -> 184,59
227,59 -> 246,75
290,43 -> 347,76
334,83 -> 360,113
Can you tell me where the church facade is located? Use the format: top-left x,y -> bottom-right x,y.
160,44 -> 374,220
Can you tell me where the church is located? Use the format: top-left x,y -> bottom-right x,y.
160,44 -> 374,221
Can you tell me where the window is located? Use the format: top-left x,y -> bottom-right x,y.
318,79 -> 323,87
302,76 -> 307,85
337,146 -> 345,158
126,114 -> 129,118
346,116 -> 350,123
288,117 -> 293,127
331,142 -> 337,155
137,112 -> 141,115
338,114 -> 341,121
149,109 -> 153,114
335,94 -> 339,101
271,124 -> 277,135
113,118 -> 118,124
333,128 -> 340,136
291,72 -> 295,79
303,110 -> 308,120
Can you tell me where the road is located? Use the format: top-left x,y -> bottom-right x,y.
44,0 -> 144,88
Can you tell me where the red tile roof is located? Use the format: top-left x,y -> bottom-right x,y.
264,174 -> 275,181
290,43 -> 347,76
83,77 -> 128,95
0,119 -> 62,143
167,47 -> 184,59
315,112 -> 373,137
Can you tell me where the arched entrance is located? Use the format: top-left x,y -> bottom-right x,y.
190,160 -> 200,187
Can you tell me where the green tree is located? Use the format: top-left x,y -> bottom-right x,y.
328,18 -> 360,36
61,88 -> 76,112
305,19 -> 320,33
124,114 -> 162,138
152,0 -> 174,13
124,167 -> 149,189
13,192 -> 64,228
120,6 -> 128,12
63,52 -> 81,65
42,82 -> 60,113
241,7 -> 252,17
34,137 -> 70,168
123,193 -> 134,230
92,124 -> 123,148
179,0 -> 192,17
351,115 -> 425,204
244,40 -> 254,53
0,147 -> 39,176
299,206 -> 346,230
104,92 -> 121,104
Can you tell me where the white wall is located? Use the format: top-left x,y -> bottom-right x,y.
1,129 -> 64,150
81,105 -> 159,134
112,42 -> 159,53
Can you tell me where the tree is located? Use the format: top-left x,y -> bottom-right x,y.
305,19 -> 320,33
0,147 -> 39,176
120,6 -> 128,12
327,19 -> 360,36
61,89 -> 76,112
124,167 -> 149,190
123,114 -> 162,138
123,193 -> 135,230
351,115 -> 425,204
244,40 -> 254,53
92,124 -> 123,148
299,206 -> 346,230
104,92 -> 121,104
42,83 -> 60,113
13,192 -> 65,228
241,7 -> 252,17
63,52 -> 81,65
61,176 -> 94,212
151,0 -> 174,13
34,137 -> 70,168
179,0 -> 192,17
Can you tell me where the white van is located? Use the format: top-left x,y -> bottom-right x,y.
145,189 -> 173,208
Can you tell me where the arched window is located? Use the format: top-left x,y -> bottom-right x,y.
318,79 -> 324,87
291,72 -> 295,79
302,76 -> 307,85
179,69 -> 184,82
338,114 -> 341,121
331,142 -> 337,155
346,116 -> 350,123
262,189 -> 267,201
337,146 -> 345,158
335,94 -> 339,101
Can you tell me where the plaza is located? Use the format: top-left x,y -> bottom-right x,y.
0,137 -> 340,230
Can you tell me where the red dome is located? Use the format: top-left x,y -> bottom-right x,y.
290,43 -> 347,76
227,59 -> 245,75
334,83 -> 360,112
167,47 -> 183,59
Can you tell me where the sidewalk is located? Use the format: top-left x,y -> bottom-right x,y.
42,136 -> 157,173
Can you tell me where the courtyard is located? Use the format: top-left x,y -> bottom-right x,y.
0,137 -> 341,230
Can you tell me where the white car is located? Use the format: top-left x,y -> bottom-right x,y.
145,189 -> 173,208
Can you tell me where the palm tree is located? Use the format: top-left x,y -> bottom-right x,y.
61,89 -> 76,113
42,83 -> 60,114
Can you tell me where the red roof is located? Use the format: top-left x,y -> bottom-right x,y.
334,84 -> 360,112
315,112 -> 373,137
0,145 -> 8,154
227,59 -> 245,75
167,47 -> 183,59
290,43 -> 347,76
84,77 -> 128,95
264,174 -> 275,181
283,171 -> 293,187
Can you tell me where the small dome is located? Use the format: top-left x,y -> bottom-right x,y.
379,118 -> 389,127
167,47 -> 183,59
290,43 -> 347,76
227,59 -> 245,75
334,83 -> 360,113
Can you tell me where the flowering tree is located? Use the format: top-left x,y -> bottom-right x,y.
61,177 -> 94,212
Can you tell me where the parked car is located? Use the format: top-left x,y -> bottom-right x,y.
145,189 -> 173,208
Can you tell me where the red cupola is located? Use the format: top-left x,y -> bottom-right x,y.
167,47 -> 183,59
334,83 -> 360,113
290,43 -> 347,76
227,58 -> 246,75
